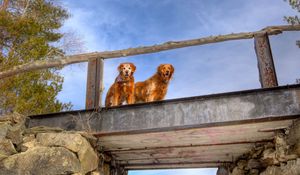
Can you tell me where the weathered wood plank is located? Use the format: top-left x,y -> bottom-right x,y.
98,120 -> 292,151
254,33 -> 278,88
27,85 -> 300,134
112,143 -> 255,162
85,58 -> 104,109
125,163 -> 221,170
1,25 -> 300,79
118,158 -> 231,165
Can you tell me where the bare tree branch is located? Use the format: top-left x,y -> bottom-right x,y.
0,24 -> 300,79
0,0 -> 9,11
21,0 -> 31,18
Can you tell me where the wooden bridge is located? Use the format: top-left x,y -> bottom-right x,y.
27,84 -> 300,170
1,25 -> 300,174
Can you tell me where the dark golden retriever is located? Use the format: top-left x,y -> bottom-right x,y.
105,62 -> 136,107
135,64 -> 174,102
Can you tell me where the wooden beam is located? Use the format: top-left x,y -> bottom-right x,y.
0,24 -> 300,79
85,58 -> 104,109
27,85 -> 300,134
111,164 -> 128,175
254,33 -> 278,88
124,162 -> 224,170
217,167 -> 230,175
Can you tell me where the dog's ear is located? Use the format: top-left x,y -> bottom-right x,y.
130,63 -> 136,72
170,64 -> 175,79
118,64 -> 123,72
157,64 -> 164,73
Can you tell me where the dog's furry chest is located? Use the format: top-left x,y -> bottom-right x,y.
118,82 -> 131,92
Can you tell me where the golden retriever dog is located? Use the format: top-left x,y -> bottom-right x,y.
135,64 -> 174,103
105,62 -> 136,107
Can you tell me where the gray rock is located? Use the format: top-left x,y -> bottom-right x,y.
260,166 -> 281,175
20,134 -> 37,152
0,138 -> 17,156
287,119 -> 300,156
231,167 -> 245,175
0,153 -> 8,161
36,132 -> 99,174
0,146 -> 80,175
237,160 -> 247,169
249,169 -> 259,175
246,159 -> 262,170
0,122 -> 11,139
6,122 -> 24,146
280,158 -> 300,175
274,131 -> 289,162
261,148 -> 279,166
20,138 -> 39,152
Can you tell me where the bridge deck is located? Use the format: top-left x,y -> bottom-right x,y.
27,85 -> 300,169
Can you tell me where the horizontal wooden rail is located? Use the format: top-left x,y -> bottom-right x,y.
0,24 -> 300,79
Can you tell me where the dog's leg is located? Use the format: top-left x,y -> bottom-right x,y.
145,95 -> 154,102
112,94 -> 119,106
127,93 -> 135,104
112,86 -> 120,106
127,85 -> 135,104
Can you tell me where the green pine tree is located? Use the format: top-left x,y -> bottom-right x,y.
284,0 -> 300,24
284,0 -> 300,48
0,0 -> 72,115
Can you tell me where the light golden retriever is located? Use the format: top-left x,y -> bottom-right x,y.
135,64 -> 174,103
105,63 -> 136,107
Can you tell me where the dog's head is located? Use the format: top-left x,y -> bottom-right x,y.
118,62 -> 136,80
157,64 -> 174,83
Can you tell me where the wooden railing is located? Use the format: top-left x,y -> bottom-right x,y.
0,25 -> 299,109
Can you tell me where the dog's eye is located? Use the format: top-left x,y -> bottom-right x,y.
129,67 -> 131,70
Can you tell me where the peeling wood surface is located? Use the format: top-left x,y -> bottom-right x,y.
113,143 -> 255,163
103,119 -> 295,169
27,85 -> 300,134
85,58 -> 104,109
1,24 -> 300,79
254,34 -> 278,88
125,163 -> 222,170
99,120 -> 291,151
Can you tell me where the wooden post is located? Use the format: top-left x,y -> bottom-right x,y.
85,58 -> 104,109
254,33 -> 278,88
217,166 -> 230,175
111,166 -> 127,175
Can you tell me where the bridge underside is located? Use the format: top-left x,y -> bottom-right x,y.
27,85 -> 300,170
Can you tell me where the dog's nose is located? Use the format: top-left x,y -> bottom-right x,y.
166,71 -> 170,75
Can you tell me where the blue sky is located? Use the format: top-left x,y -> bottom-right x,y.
57,1 -> 300,174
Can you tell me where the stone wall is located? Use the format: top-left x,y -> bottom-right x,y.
2,113 -> 299,175
0,113 -> 108,175
222,119 -> 300,175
